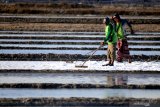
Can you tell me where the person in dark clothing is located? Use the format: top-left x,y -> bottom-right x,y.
112,13 -> 134,35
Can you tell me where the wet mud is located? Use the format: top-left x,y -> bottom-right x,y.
0,69 -> 159,74
0,97 -> 159,106
0,17 -> 160,24
0,83 -> 160,89
0,41 -> 160,45
0,54 -> 159,61
1,35 -> 160,40
0,46 -> 160,51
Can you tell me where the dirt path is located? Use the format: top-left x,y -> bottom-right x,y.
0,23 -> 160,32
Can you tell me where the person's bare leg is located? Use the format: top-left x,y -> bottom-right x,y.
128,56 -> 132,63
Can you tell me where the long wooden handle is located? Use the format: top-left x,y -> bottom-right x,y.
81,45 -> 103,66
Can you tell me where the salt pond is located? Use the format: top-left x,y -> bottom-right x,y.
0,88 -> 160,99
0,73 -> 160,85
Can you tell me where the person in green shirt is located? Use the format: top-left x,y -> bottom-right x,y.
101,17 -> 117,66
112,13 -> 132,63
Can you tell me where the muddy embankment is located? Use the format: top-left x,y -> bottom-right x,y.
0,69 -> 159,73
0,54 -> 159,61
0,3 -> 160,32
0,97 -> 160,106
0,15 -> 160,32
0,16 -> 160,24
0,3 -> 160,16
0,83 -> 160,89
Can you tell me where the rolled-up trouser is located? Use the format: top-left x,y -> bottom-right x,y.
107,43 -> 116,63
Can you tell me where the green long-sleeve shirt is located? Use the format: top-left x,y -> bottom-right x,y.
104,23 -> 117,45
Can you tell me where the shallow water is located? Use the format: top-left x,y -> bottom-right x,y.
1,39 -> 160,43
1,49 -> 160,55
0,88 -> 160,99
0,73 -> 159,85
1,44 -> 160,49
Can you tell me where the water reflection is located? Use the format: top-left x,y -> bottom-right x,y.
0,88 -> 160,99
0,73 -> 160,85
107,74 -> 128,86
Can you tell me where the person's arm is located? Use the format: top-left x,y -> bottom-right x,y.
122,19 -> 134,34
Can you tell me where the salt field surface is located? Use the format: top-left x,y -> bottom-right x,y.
0,19 -> 160,106
0,61 -> 159,71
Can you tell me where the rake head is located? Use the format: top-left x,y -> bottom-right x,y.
75,65 -> 88,68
